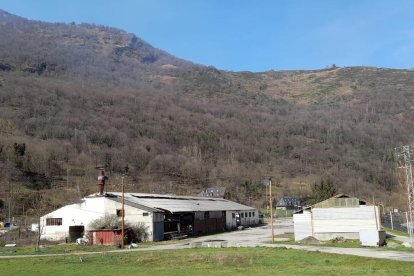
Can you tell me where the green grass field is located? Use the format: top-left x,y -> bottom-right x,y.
0,240 -> 182,256
273,232 -> 414,252
383,227 -> 410,237
1,247 -> 413,275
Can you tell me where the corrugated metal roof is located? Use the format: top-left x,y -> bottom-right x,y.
105,192 -> 256,213
109,197 -> 161,213
302,194 -> 369,210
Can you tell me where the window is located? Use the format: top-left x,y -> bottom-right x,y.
46,218 -> 62,226
245,212 -> 248,217
143,212 -> 149,216
232,213 -> 235,219
253,212 -> 255,217
241,213 -> 244,218
116,209 -> 124,217
249,212 -> 251,217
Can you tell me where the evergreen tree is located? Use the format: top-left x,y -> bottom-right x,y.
310,178 -> 336,204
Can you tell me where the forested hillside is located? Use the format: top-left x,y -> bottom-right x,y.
0,10 -> 412,221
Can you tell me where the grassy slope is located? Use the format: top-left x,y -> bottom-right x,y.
1,248 -> 413,275
383,227 -> 410,237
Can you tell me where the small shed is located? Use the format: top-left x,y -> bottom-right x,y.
88,229 -> 124,246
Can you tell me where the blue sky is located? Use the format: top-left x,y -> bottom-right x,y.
1,0 -> 414,72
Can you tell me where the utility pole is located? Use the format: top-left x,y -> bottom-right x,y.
8,180 -> 12,225
66,168 -> 69,189
121,176 -> 125,249
395,145 -> 414,246
269,178 -> 274,243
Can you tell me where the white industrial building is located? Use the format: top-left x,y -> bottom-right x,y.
293,194 -> 381,241
40,192 -> 259,242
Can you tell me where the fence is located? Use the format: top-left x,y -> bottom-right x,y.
381,211 -> 411,233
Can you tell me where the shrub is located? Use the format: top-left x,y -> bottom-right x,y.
128,222 -> 149,242
88,214 -> 119,230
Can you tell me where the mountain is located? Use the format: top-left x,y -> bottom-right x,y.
0,10 -> 412,219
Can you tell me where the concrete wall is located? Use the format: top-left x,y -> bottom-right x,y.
293,205 -> 381,241
239,210 -> 259,226
293,211 -> 312,241
226,211 -> 237,229
312,205 -> 380,241
225,210 -> 259,229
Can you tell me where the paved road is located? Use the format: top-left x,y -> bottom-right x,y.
2,218 -> 414,262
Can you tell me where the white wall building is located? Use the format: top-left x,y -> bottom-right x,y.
40,192 -> 258,242
293,194 -> 381,241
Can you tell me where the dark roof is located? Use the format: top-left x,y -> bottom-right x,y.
198,187 -> 226,198
276,197 -> 301,207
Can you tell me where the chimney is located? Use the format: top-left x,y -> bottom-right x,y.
97,170 -> 108,195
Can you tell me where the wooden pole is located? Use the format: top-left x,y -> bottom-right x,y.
121,176 -> 125,249
372,196 -> 378,231
265,183 -> 268,210
269,178 -> 274,243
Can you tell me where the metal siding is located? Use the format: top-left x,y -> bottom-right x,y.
293,212 -> 312,241
91,229 -> 122,245
153,222 -> 164,241
95,231 -> 114,245
193,217 -> 225,234
210,211 -> 222,219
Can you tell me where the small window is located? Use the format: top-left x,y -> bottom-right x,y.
249,212 -> 251,217
116,209 -> 124,217
253,212 -> 255,217
241,213 -> 244,218
46,218 -> 62,226
143,212 -> 149,216
245,212 -> 248,217
232,213 -> 235,219
204,212 -> 210,219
